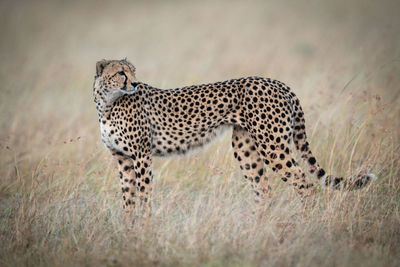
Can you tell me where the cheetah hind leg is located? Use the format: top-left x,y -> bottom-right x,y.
248,127 -> 316,204
232,126 -> 272,206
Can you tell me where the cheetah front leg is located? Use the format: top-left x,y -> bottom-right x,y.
131,152 -> 153,218
114,154 -> 137,223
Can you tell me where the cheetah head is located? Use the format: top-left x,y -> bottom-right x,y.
94,58 -> 138,99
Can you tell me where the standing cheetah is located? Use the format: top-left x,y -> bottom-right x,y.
93,59 -> 375,218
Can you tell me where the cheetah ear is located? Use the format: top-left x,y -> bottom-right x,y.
123,58 -> 136,74
96,59 -> 108,76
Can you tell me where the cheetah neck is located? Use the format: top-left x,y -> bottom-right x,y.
93,85 -> 125,119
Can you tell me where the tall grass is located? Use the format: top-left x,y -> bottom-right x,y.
0,0 -> 399,266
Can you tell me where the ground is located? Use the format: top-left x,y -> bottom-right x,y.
0,0 -> 399,266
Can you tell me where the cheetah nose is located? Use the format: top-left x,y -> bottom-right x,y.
123,82 -> 139,94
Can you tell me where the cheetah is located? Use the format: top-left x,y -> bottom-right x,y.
93,59 -> 376,218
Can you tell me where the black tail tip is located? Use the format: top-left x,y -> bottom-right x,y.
326,173 -> 377,190
351,173 -> 377,190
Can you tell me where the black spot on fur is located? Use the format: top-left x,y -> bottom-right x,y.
317,169 -> 326,178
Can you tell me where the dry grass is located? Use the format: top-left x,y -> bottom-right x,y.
0,0 -> 399,266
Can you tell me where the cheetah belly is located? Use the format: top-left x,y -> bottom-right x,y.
151,125 -> 230,156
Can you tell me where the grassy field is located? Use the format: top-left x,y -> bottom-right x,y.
0,0 -> 399,266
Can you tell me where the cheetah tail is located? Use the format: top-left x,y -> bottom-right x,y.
290,95 -> 377,190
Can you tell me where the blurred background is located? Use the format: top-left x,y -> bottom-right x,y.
0,0 -> 399,266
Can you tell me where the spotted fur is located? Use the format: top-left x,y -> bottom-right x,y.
93,59 -> 376,217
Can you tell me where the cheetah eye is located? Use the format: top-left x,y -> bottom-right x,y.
118,71 -> 125,76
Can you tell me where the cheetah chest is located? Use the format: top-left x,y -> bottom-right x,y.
100,122 -> 120,153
